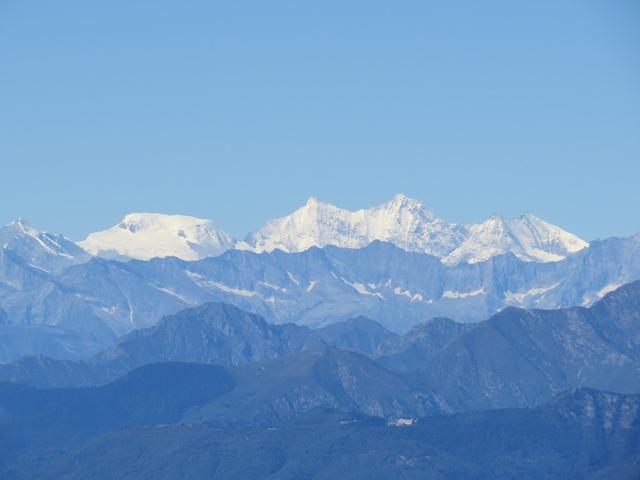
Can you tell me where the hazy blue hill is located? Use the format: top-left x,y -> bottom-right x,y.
0,248 -> 115,361
0,362 -> 235,477
315,315 -> 397,356
0,303 -> 317,388
20,389 -> 640,480
419,281 -> 640,410
93,302 -> 320,377
0,355 -> 99,389
0,324 -> 112,365
0,352 -> 434,476
0,307 -> 403,389
1,281 -> 639,415
185,346 -> 439,427
0,362 -> 233,435
376,316 -> 474,371
585,276 -> 640,359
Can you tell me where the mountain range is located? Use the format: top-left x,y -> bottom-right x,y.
2,280 -> 639,415
240,194 -> 588,264
0,195 -> 638,364
1,282 -> 638,475
0,235 -> 637,479
74,194 -> 588,264
0,218 -> 639,361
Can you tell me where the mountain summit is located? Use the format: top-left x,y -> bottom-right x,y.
241,193 -> 465,258
79,213 -> 236,261
242,194 -> 588,265
1,218 -> 89,271
445,212 -> 589,264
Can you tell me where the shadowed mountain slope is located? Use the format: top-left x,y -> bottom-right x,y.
418,281 -> 640,410
8,389 -> 638,480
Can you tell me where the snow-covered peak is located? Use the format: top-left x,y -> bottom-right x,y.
305,196 -> 320,206
1,218 -> 89,271
53,196 -> 589,265
386,192 -> 426,210
243,195 -> 464,256
242,195 -> 589,265
6,218 -> 41,237
80,213 -> 236,261
508,212 -> 588,258
441,213 -> 588,265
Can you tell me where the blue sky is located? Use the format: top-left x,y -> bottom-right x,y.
0,0 -> 638,241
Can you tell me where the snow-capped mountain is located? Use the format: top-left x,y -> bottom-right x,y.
1,219 -> 90,272
445,213 -> 590,265
240,194 -> 467,258
79,213 -> 236,261
242,194 -> 588,265
75,195 -> 587,264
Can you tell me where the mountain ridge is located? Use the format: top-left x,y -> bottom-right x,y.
242,194 -> 589,265
2,280 -> 639,413
7,193 -> 586,264
0,232 -> 639,361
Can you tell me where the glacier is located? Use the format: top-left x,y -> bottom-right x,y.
79,213 -> 236,261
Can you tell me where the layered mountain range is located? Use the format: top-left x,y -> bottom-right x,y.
3,280 -> 639,410
0,205 -> 638,361
1,284 -> 639,478
1,197 -> 638,479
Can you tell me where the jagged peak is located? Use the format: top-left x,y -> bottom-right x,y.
298,194 -> 431,215
472,214 -> 509,231
6,218 -> 42,237
518,212 -> 541,221
386,193 -> 424,209
7,217 -> 31,229
392,192 -> 408,201
304,196 -> 321,207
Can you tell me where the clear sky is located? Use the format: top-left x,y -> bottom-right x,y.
1,1 -> 638,241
